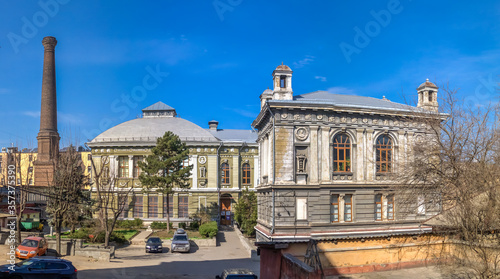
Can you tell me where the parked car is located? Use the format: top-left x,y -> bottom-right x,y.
15,236 -> 48,259
0,256 -> 78,278
171,228 -> 190,253
215,268 -> 258,279
145,237 -> 163,253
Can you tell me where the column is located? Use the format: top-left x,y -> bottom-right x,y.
253,155 -> 259,187
191,155 -> 198,189
321,126 -> 330,182
339,194 -> 345,222
309,126 -> 319,184
356,128 -> 365,181
109,155 -> 117,178
128,155 -> 134,178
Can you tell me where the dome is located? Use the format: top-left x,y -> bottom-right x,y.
275,64 -> 291,71
89,116 -> 219,146
417,79 -> 438,90
262,89 -> 273,95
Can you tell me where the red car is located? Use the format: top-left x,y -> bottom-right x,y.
15,236 -> 48,259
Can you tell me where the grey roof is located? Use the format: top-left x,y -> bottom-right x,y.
142,101 -> 175,112
90,117 -> 219,145
208,129 -> 258,143
270,91 -> 419,113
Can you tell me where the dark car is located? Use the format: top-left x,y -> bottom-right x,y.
0,256 -> 78,279
215,268 -> 257,279
145,237 -> 163,253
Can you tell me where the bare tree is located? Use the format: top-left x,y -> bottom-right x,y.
91,155 -> 134,248
46,147 -> 88,255
395,85 -> 500,278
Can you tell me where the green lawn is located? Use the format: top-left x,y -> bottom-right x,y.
114,230 -> 139,240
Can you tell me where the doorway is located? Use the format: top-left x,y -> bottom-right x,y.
220,194 -> 232,225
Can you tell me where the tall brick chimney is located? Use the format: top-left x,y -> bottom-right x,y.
34,36 -> 60,186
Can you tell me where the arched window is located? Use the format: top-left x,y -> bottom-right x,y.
242,163 -> 251,184
376,135 -> 393,173
221,163 -> 230,184
333,133 -> 351,172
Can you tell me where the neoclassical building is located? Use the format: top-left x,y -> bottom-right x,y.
253,65 -> 443,276
87,102 -> 258,225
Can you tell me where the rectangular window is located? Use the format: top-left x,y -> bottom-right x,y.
387,195 -> 394,220
242,164 -> 251,184
375,194 -> 382,221
331,194 -> 339,223
221,163 -> 230,184
119,196 -> 129,218
296,197 -> 308,220
29,155 -> 32,161
28,167 -> 33,173
87,154 -> 92,161
182,158 -> 189,168
118,156 -> 129,178
133,196 -> 143,218
17,178 -> 21,185
280,75 -> 286,88
148,195 -> 158,218
29,179 -> 33,185
178,196 -> 189,218
344,194 -> 353,222
87,166 -> 92,174
163,195 -> 173,218
133,156 -> 143,178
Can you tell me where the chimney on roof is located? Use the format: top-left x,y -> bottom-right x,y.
208,120 -> 219,131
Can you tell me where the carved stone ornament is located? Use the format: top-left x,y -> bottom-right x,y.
281,113 -> 287,119
341,117 -> 347,123
294,114 -> 300,120
317,115 -> 323,120
296,155 -> 307,173
305,114 -> 311,120
363,118 -> 368,123
329,116 -> 335,122
198,156 -> 207,164
295,127 -> 309,141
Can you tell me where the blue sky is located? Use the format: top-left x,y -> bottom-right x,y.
1,0 -> 500,148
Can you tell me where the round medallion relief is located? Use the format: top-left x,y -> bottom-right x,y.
198,156 -> 207,164
295,127 -> 309,141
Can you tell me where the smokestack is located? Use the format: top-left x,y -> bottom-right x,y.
34,36 -> 60,186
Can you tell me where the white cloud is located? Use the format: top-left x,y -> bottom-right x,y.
315,76 -> 327,82
23,111 -> 40,118
22,111 -> 82,125
327,87 -> 356,95
293,55 -> 315,69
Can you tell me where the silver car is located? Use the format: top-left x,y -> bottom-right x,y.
171,228 -> 190,253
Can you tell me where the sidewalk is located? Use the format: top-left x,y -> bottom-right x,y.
129,230 -> 152,245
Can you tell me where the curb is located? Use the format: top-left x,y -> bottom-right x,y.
234,226 -> 259,261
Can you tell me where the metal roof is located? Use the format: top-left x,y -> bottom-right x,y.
208,129 -> 258,143
89,117 -> 219,145
271,90 -> 419,113
142,101 -> 175,111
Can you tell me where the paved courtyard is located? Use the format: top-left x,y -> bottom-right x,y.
0,227 -> 259,279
